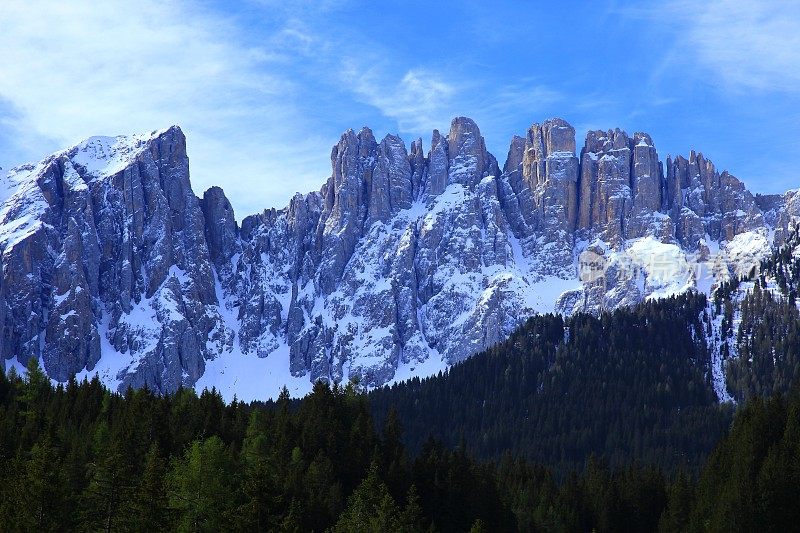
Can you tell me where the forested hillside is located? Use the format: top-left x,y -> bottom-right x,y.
371,292 -> 733,474
5,236 -> 800,530
2,355 -> 800,531
0,361 -> 509,531
714,229 -> 800,401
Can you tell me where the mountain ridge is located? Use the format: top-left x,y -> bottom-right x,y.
1,117 -> 796,398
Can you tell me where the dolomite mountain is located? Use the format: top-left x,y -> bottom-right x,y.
0,117 -> 795,397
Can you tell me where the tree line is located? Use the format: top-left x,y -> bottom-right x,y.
2,352 -> 799,531
4,232 -> 800,531
371,293 -> 732,476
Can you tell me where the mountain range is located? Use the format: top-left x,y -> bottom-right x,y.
1,117 -> 796,397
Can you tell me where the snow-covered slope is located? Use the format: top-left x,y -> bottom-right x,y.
0,118 -> 795,400
702,226 -> 800,404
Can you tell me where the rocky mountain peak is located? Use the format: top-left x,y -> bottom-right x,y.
1,117 -> 794,399
200,186 -> 239,274
502,135 -> 526,174
447,116 -> 490,187
424,128 -> 448,198
370,133 -> 412,222
0,125 -> 230,390
537,117 -> 577,155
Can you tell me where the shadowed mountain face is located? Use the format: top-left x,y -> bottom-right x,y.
0,117 -> 795,396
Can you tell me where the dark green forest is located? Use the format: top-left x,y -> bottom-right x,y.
716,234 -> 800,401
2,351 -> 800,531
4,235 -> 800,531
371,293 -> 732,475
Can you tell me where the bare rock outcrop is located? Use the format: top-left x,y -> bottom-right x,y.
0,117 -> 787,394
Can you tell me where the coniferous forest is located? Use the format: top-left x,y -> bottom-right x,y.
3,287 -> 800,532
370,293 -> 732,475
5,238 -> 800,532
4,1 -> 800,530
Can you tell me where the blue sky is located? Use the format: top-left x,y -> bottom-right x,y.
2,0 -> 799,217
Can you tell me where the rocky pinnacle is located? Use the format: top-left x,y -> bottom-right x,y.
0,118 -> 791,393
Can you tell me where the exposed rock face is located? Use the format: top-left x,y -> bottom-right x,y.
664,152 -> 764,251
0,118 -> 791,396
0,127 -> 231,390
497,118 -> 579,275
201,186 -> 239,276
424,129 -> 448,198
627,133 -> 667,240
447,116 -> 491,187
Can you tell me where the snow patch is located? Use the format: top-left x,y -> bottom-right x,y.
196,343 -> 313,403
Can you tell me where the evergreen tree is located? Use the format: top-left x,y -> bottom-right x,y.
81,421 -> 134,531
238,409 -> 277,531
657,470 -> 692,532
168,436 -> 239,532
398,485 -> 427,532
121,442 -> 171,532
16,438 -> 69,531
333,461 -> 401,532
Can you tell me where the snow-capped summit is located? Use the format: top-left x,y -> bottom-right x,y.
0,118 -> 794,400
67,126 -> 178,179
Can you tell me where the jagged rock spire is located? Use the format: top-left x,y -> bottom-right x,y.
0,117 -> 787,396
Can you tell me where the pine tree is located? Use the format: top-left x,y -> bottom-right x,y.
168,436 -> 239,532
238,409 -> 277,531
19,357 -> 49,446
333,461 -> 400,532
17,437 -> 69,531
121,442 -> 171,531
658,470 -> 692,532
398,484 -> 427,532
469,518 -> 487,532
81,421 -> 133,532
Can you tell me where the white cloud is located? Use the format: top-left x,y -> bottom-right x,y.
0,0 -> 573,214
345,62 -> 563,158
654,1 -> 800,93
348,65 -> 458,133
0,0 -> 334,216
471,80 -> 563,131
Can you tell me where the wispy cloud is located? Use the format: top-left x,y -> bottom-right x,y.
0,0 -> 335,216
464,80 -> 564,156
682,1 -> 800,92
345,61 -> 562,156
476,80 -> 562,125
347,66 -> 458,133
6,0 -> 796,213
635,0 -> 800,94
